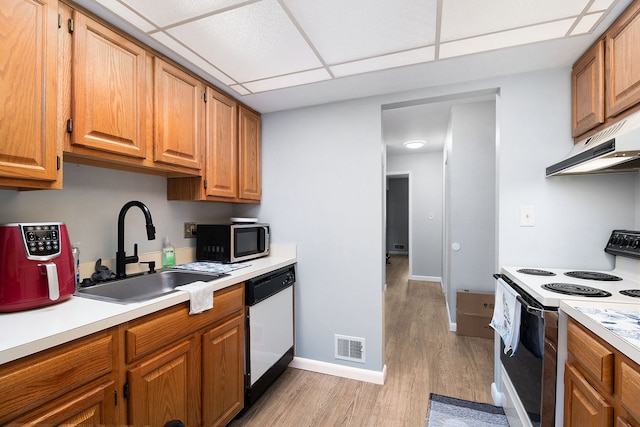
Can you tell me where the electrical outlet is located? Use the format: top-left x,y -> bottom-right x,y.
184,222 -> 197,238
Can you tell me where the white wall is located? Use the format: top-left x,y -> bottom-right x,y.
447,101 -> 496,320
234,99 -> 386,371
387,152 -> 443,279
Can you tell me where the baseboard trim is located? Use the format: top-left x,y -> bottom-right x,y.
289,357 -> 387,385
410,275 -> 442,282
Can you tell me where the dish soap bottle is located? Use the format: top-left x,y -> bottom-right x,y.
162,237 -> 175,268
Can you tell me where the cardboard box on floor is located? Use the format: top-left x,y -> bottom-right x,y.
456,290 -> 495,339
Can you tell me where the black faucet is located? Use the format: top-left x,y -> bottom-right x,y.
116,201 -> 156,279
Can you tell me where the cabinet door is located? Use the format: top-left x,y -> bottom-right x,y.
564,363 -> 613,427
238,106 -> 261,201
0,0 -> 58,182
205,88 -> 238,199
619,361 -> 640,422
9,381 -> 117,426
202,314 -> 244,426
606,1 -> 640,117
128,339 -> 199,427
71,11 -> 146,159
154,58 -> 203,170
572,39 -> 605,137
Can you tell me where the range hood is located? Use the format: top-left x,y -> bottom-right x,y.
546,110 -> 640,176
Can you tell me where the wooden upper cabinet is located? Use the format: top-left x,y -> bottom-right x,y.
238,106 -> 262,201
71,11 -> 146,159
0,0 -> 58,183
606,0 -> 640,118
154,58 -> 203,171
572,39 -> 605,137
205,88 -> 238,199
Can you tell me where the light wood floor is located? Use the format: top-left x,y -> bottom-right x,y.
229,255 -> 494,427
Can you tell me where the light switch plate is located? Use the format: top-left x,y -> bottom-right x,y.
520,205 -> 535,227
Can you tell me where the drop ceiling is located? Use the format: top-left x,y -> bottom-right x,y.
73,0 -> 631,114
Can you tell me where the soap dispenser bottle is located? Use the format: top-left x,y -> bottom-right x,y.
162,237 -> 175,267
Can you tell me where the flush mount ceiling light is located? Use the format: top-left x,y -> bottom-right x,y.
403,140 -> 426,149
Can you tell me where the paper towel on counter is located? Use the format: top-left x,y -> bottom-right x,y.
490,279 -> 521,355
175,281 -> 215,314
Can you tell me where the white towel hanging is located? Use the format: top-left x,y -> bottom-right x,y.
490,278 -> 522,355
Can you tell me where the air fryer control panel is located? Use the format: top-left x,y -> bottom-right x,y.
21,223 -> 61,258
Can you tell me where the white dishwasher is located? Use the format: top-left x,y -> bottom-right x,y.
243,264 -> 295,409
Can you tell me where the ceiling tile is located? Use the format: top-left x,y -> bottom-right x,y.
440,18 -> 575,59
151,32 -> 235,85
441,0 -> 589,41
229,85 -> 250,95
589,0 -> 616,12
95,0 -> 157,32
571,12 -> 604,35
167,0 -> 322,83
282,0 -> 437,64
243,68 -> 331,93
331,47 -> 435,78
120,0 -> 248,28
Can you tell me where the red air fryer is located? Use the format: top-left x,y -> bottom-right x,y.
0,222 -> 75,312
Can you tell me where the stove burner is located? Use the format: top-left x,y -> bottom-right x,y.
620,289 -> 640,298
541,283 -> 612,297
564,271 -> 622,281
517,268 -> 555,276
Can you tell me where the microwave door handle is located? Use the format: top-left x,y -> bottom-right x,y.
263,226 -> 270,250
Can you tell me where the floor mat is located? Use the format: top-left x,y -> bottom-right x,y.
425,393 -> 508,427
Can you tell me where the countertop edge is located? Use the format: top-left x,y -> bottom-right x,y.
559,300 -> 640,366
0,255 -> 296,365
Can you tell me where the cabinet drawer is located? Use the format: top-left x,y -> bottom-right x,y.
620,360 -> 640,421
0,329 -> 116,423
567,320 -> 614,393
125,283 -> 243,363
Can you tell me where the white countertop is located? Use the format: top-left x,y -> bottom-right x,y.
560,300 -> 640,365
0,248 -> 296,365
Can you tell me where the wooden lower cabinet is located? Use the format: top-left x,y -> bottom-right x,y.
124,283 -> 245,426
565,319 -> 640,427
565,363 -> 613,427
8,380 -> 118,426
0,329 -> 120,425
127,338 -> 199,427
203,314 -> 245,427
0,284 -> 245,427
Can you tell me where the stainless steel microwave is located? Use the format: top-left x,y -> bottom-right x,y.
196,223 -> 270,263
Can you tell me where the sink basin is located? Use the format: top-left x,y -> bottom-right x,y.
76,270 -> 228,304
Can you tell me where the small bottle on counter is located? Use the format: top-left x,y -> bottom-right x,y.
162,237 -> 175,268
72,242 -> 81,290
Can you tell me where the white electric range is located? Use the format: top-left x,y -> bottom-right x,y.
494,230 -> 640,427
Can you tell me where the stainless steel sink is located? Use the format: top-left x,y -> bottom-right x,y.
75,270 -> 228,304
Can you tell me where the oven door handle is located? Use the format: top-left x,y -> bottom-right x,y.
494,274 -> 546,318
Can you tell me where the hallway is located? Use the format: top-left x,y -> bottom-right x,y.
230,255 -> 494,426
